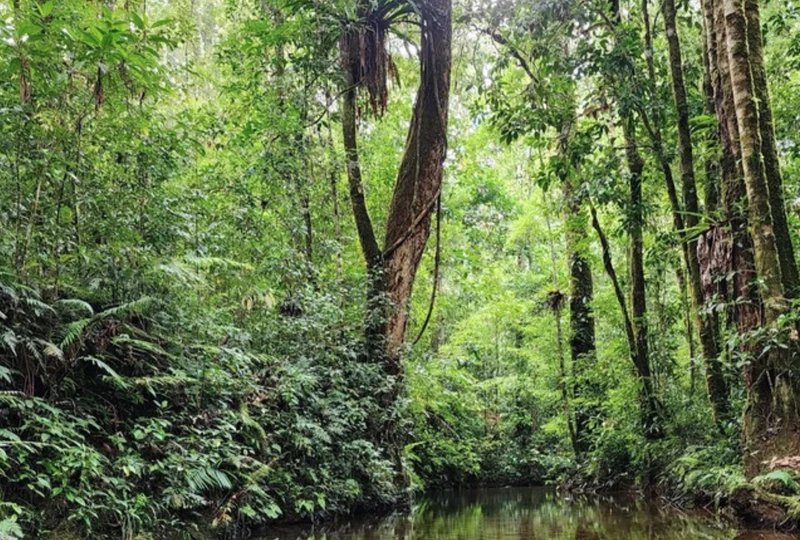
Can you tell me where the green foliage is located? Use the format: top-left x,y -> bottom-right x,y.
663,444 -> 745,505
2,0 -> 800,536
753,470 -> 800,496
0,277 -> 401,537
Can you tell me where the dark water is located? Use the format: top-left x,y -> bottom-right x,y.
258,487 -> 798,540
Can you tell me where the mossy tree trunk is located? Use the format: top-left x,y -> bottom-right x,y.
662,0 -> 729,423
742,0 -> 800,299
720,0 -> 800,476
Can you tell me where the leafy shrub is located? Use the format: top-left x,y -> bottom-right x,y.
0,278 -> 402,538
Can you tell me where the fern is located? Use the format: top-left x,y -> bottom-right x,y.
81,356 -> 130,389
60,296 -> 157,349
187,467 -> 233,492
36,339 -> 64,361
55,299 -> 94,317
61,318 -> 91,348
97,296 -> 156,320
183,255 -> 253,271
0,282 -> 19,303
754,470 -> 800,494
112,334 -> 174,360
0,366 -> 16,384
20,296 -> 55,317
1,328 -> 19,355
24,340 -> 42,362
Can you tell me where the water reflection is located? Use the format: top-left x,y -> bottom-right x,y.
259,487 -> 794,540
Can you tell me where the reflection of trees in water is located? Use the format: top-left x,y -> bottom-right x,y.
259,487 -> 754,539
411,488 -> 733,540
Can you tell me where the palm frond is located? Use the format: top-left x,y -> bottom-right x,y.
187,467 -> 233,493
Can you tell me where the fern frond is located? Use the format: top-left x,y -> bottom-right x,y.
61,319 -> 91,348
97,296 -> 156,320
21,297 -> 55,316
36,339 -> 64,361
24,339 -> 42,361
183,255 -> 253,272
0,366 -> 17,384
80,356 -> 130,389
55,299 -> 94,317
158,261 -> 206,287
112,334 -> 174,360
187,467 -> 233,492
1,328 -> 19,355
0,282 -> 19,302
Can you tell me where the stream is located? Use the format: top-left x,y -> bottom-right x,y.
258,486 -> 798,540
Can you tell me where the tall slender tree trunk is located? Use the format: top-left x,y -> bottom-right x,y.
562,170 -> 597,454
544,193 -> 579,455
340,24 -> 385,361
590,197 -> 662,444
662,0 -> 729,422
607,0 -> 664,445
622,119 -> 663,441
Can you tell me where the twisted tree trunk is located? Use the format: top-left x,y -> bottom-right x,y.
383,0 -> 451,366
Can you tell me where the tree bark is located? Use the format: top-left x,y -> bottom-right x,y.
607,0 -> 664,444
743,0 -> 800,298
699,0 -> 762,364
340,23 -> 387,361
383,0 -> 452,365
662,0 -> 729,422
564,174 -> 597,454
622,119 -> 664,441
722,0 -> 800,476
723,0 -> 784,323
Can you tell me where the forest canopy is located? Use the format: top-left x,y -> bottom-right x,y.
1,0 -> 800,538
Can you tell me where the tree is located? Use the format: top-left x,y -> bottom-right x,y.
339,0 -> 452,372
661,0 -> 729,422
719,0 -> 800,475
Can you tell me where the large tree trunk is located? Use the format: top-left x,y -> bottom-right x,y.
338,0 -> 452,491
722,0 -> 800,476
706,0 -> 762,343
383,0 -> 452,365
607,0 -> 664,445
723,0 -> 784,320
662,0 -> 729,422
340,0 -> 452,367
743,0 -> 800,298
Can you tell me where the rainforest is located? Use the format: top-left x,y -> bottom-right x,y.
1,0 -> 800,538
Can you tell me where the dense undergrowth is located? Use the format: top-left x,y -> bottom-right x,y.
3,0 -> 800,538
5,267 -> 798,538
0,274 -> 403,538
